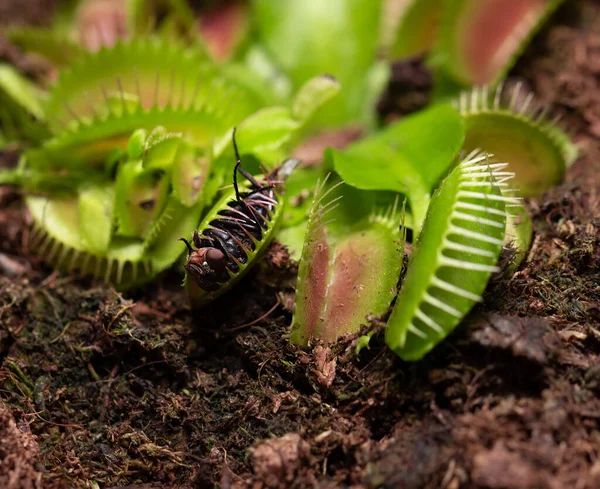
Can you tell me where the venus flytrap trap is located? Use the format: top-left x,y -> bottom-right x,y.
26,127 -> 210,289
385,151 -> 517,360
7,38 -> 263,187
43,39 -> 260,147
290,178 -> 406,346
431,0 -> 566,97
454,82 -> 578,197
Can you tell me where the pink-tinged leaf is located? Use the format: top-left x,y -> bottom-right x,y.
77,0 -> 128,52
293,225 -> 330,345
198,1 -> 248,61
290,180 -> 405,347
317,226 -> 403,342
462,0 -> 545,84
437,0 -> 564,86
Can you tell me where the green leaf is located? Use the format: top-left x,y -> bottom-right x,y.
331,104 -> 464,232
78,182 -> 115,254
0,64 -> 46,121
291,75 -> 341,123
252,0 -> 385,129
234,107 -> 300,164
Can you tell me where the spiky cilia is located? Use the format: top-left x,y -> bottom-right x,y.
454,82 -> 577,197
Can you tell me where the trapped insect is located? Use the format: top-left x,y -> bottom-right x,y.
181,128 -> 299,306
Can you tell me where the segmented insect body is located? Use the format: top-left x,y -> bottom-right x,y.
182,130 -> 298,307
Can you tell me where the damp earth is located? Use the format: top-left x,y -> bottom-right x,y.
1,1 -> 599,488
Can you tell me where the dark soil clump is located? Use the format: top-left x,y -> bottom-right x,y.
1,1 -> 600,488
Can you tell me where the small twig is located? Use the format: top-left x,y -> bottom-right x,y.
23,409 -> 84,429
224,296 -> 281,332
106,303 -> 136,330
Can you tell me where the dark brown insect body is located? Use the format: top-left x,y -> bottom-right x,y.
180,128 -> 285,292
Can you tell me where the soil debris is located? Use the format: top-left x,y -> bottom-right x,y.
0,402 -> 43,489
250,433 -> 311,488
0,1 -> 599,488
469,314 -> 553,365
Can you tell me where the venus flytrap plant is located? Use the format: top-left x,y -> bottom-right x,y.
0,35 -> 338,292
290,178 -> 406,346
386,151 -> 517,360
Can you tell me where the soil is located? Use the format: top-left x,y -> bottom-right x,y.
1,1 -> 600,488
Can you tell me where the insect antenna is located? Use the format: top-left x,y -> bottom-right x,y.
232,127 -> 263,191
179,237 -> 194,255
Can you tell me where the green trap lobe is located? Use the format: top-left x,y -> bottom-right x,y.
386,153 -> 508,360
